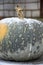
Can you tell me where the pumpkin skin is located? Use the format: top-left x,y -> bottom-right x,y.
0,17 -> 43,61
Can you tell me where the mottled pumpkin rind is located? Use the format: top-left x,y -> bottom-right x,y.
0,18 -> 43,61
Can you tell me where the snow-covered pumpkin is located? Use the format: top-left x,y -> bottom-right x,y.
0,17 -> 43,61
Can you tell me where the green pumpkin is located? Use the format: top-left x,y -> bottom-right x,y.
0,17 -> 43,61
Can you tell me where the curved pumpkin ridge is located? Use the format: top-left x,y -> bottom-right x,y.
0,23 -> 8,42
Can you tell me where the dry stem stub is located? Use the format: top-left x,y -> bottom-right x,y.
15,5 -> 24,19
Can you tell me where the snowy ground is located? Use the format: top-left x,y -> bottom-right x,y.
0,56 -> 43,65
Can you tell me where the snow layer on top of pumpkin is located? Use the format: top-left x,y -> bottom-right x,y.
0,17 -> 42,25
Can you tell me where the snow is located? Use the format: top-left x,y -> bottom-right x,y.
0,17 -> 42,25
0,60 -> 42,65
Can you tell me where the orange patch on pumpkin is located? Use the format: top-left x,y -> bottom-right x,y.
0,23 -> 8,41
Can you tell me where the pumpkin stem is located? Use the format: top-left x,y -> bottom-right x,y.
15,5 -> 24,19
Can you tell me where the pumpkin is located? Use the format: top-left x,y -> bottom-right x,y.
0,17 -> 43,61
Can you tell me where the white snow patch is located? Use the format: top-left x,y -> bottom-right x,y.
0,17 -> 42,26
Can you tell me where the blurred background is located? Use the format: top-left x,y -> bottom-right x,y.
0,0 -> 43,20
